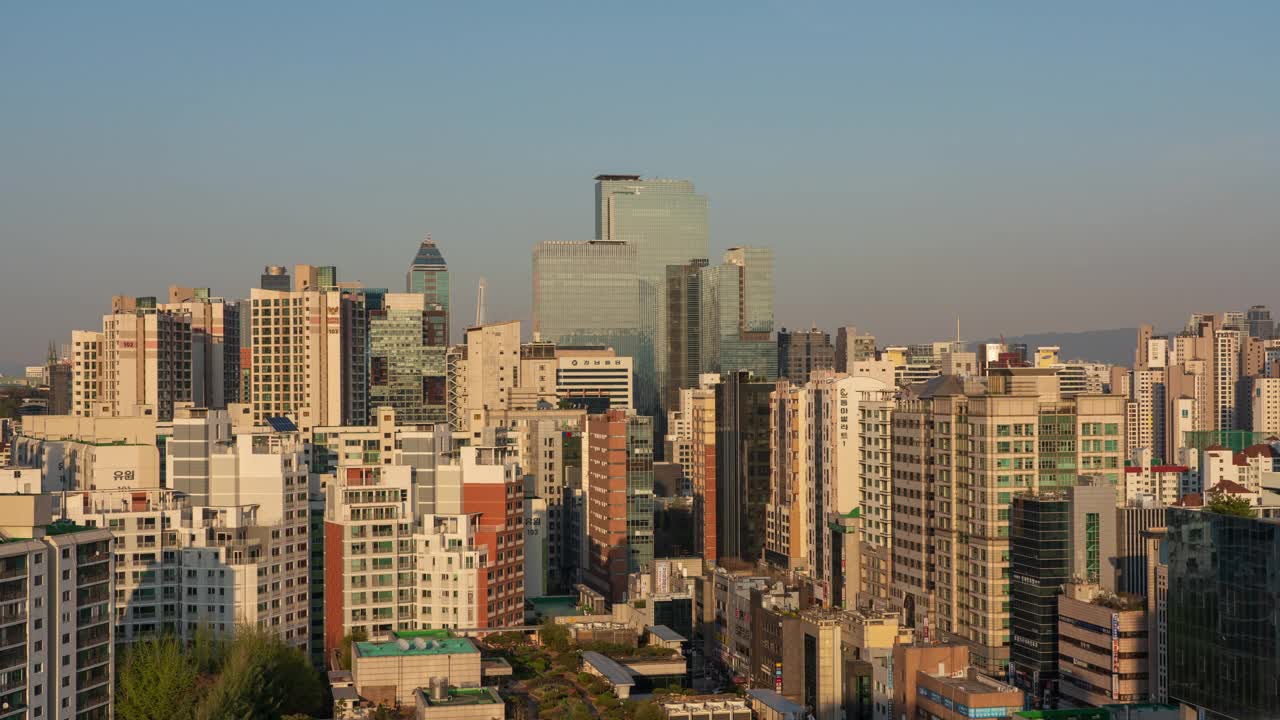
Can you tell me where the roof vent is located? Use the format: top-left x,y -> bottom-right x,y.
414,637 -> 428,650
397,638 -> 411,651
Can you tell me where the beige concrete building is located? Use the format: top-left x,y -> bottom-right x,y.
892,370 -> 1126,674
446,320 -> 632,435
1252,377 -> 1280,436
70,307 -> 194,421
160,287 -> 242,408
350,629 -> 486,708
248,275 -> 367,426
10,414 -> 161,490
1058,583 -> 1150,706
0,495 -> 115,720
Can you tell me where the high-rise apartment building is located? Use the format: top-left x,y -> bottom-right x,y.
161,286 -> 243,408
777,328 -> 835,385
406,237 -> 450,343
249,273 -> 368,426
583,411 -> 654,604
368,293 -> 447,424
1252,377 -> 1280,436
0,495 -> 115,720
892,370 -> 1126,674
71,306 -> 194,421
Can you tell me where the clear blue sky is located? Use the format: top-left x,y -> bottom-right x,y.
2,2 -> 1278,372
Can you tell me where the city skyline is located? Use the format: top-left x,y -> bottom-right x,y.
4,3 -> 1280,372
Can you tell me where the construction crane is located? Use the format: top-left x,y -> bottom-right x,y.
475,277 -> 487,327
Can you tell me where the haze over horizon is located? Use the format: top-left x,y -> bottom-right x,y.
3,2 -> 1278,373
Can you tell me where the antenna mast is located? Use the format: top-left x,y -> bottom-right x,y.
475,277 -> 487,327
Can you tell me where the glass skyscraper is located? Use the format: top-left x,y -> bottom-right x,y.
595,175 -> 708,413
406,236 -> 450,343
1167,508 -> 1280,720
532,240 -> 651,409
368,293 -> 447,424
705,246 -> 776,379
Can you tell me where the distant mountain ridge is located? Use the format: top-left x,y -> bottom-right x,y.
982,328 -> 1138,367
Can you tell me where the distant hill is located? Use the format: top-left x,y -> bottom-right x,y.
983,328 -> 1138,366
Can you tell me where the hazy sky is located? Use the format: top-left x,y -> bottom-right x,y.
2,2 -> 1278,373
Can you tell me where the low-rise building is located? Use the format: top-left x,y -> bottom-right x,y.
1058,583 -> 1149,707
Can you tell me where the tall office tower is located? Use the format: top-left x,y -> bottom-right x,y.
583,411 -> 654,604
835,326 -> 877,372
447,320 -> 633,434
705,247 -> 777,380
260,265 -> 291,291
1008,482 -> 1118,702
664,247 -> 777,408
249,272 -> 367,426
892,369 -> 1126,675
1166,508 -> 1280,720
595,176 -> 708,411
1247,304 -> 1275,339
0,497 -> 115,720
533,238 -> 648,400
715,370 -> 773,564
406,236 -> 450,343
664,260 -> 710,410
161,286 -> 242,407
368,293 -> 447,424
1213,327 -> 1242,431
777,327 -> 835,384
73,306 -> 194,421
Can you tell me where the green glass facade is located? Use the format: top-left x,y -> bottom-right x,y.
596,176 -> 708,414
1167,509 -> 1280,720
1010,495 -> 1070,702
368,295 -> 447,424
533,239 -> 650,408
625,415 -> 655,574
406,237 -> 450,343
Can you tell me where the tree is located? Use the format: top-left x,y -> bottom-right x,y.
540,617 -> 570,653
632,701 -> 665,720
337,627 -> 369,671
1207,488 -> 1256,517
196,627 -> 323,719
116,635 -> 199,720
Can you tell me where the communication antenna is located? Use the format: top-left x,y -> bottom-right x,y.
475,277 -> 487,327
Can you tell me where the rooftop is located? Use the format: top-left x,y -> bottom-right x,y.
646,625 -> 686,643
355,630 -> 477,658
419,687 -> 502,707
746,689 -> 806,714
581,651 -> 635,687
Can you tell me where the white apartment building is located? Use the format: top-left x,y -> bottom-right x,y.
0,495 -> 115,720
1253,377 -> 1280,436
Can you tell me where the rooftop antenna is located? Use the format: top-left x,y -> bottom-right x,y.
475,277 -> 487,327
